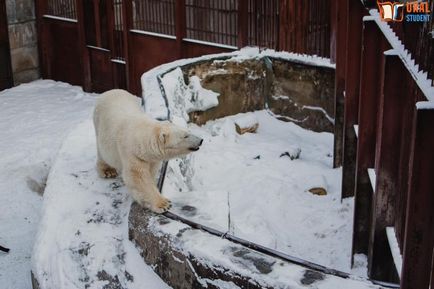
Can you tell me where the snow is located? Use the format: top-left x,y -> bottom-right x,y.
367,10 -> 434,102
301,105 -> 335,124
233,113 -> 258,129
162,110 -> 355,272
160,68 -> 220,126
416,100 -> 434,110
368,169 -> 377,192
386,227 -> 402,277
0,80 -> 96,289
354,125 -> 359,138
32,120 -> 171,289
0,80 -> 169,289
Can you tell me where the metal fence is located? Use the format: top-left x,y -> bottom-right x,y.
185,0 -> 238,47
46,0 -> 77,19
132,0 -> 176,36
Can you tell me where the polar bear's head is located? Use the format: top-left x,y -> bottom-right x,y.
156,122 -> 203,160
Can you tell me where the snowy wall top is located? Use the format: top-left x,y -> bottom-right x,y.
140,48 -> 336,127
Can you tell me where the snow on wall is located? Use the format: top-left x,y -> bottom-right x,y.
366,11 -> 434,108
140,47 -> 336,121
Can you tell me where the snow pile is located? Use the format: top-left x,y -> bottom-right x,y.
160,68 -> 219,126
233,113 -> 258,130
32,120 -> 170,289
0,80 -> 96,289
163,110 -> 356,272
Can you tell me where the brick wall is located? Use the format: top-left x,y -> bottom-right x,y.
6,0 -> 40,85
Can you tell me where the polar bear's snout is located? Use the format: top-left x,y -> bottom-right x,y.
187,134 -> 203,151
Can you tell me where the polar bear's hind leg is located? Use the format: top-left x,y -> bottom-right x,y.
97,158 -> 118,179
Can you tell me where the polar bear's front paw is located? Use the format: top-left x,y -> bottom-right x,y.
151,196 -> 172,213
102,167 -> 118,178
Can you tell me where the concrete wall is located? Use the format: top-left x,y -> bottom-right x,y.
6,0 -> 40,85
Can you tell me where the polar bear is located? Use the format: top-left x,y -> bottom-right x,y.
93,89 -> 203,213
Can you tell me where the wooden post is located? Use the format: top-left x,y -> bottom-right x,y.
175,0 -> 186,58
333,0 -> 348,168
368,52 -> 406,281
237,0 -> 248,48
76,0 -> 91,92
400,106 -> 434,289
341,0 -> 364,198
352,19 -> 384,258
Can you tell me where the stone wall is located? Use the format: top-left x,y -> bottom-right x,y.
6,0 -> 40,85
181,57 -> 335,133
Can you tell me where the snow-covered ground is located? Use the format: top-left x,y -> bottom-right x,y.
0,80 -> 169,289
33,119 -> 170,289
0,80 -> 96,289
164,110 -> 354,272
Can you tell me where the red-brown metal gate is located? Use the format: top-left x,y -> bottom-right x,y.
0,0 -> 13,90
35,0 -> 332,95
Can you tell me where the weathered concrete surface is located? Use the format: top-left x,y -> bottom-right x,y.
268,59 -> 335,133
183,58 -> 335,132
186,59 -> 267,126
6,0 -> 40,85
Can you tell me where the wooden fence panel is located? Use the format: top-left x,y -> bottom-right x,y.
341,0 -> 365,198
400,106 -> 434,289
352,18 -> 388,258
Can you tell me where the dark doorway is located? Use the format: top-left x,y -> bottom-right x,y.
0,0 -> 13,90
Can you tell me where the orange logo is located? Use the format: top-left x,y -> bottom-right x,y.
378,1 -> 431,22
377,1 -> 405,22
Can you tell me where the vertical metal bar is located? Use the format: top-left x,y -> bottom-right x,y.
237,0 -> 248,48
176,0 -> 186,57
76,0 -> 92,91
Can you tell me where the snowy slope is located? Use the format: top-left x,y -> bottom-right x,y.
0,80 -> 97,289
32,120 -> 171,289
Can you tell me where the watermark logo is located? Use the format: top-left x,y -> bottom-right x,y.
377,1 -> 431,22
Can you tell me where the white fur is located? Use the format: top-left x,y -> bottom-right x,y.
93,89 -> 202,213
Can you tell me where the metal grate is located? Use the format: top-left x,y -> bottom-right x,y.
112,0 -> 125,60
247,0 -> 279,49
186,0 -> 238,47
132,0 -> 176,36
47,0 -> 77,20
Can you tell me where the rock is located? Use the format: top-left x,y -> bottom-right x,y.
234,113 -> 259,135
235,122 -> 258,134
308,187 -> 327,196
300,270 -> 325,285
279,147 -> 301,160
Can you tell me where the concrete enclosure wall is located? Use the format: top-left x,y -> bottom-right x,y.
182,57 -> 335,133
6,0 -> 39,85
